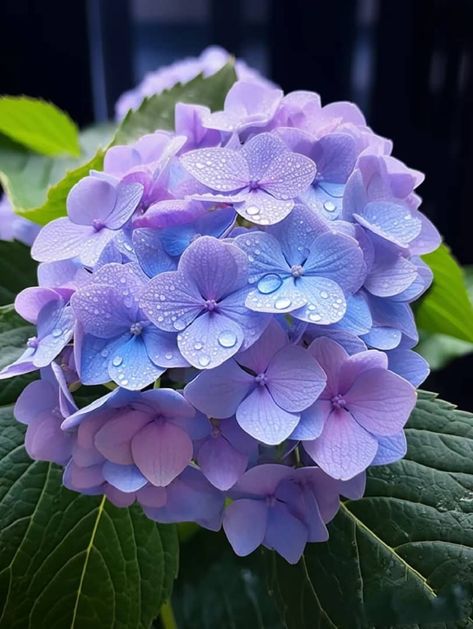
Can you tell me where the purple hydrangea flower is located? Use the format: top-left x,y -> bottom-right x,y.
64,387 -> 197,488
298,337 -> 416,479
32,176 -> 144,267
14,364 -> 76,464
140,236 -> 269,369
71,263 -> 187,389
0,194 -> 40,246
223,464 -> 309,563
0,291 -> 74,379
184,322 -> 326,444
181,132 -> 316,225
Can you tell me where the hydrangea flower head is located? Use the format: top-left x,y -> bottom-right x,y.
2,68 -> 439,563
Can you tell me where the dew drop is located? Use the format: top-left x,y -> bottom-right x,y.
320,291 -> 328,299
194,342 -> 203,350
165,352 -> 173,360
199,355 -> 210,367
257,273 -> 283,295
323,200 -> 336,213
309,313 -> 322,322
275,297 -> 292,310
112,356 -> 123,367
173,320 -> 186,331
52,328 -> 62,338
246,206 -> 260,216
218,330 -> 237,348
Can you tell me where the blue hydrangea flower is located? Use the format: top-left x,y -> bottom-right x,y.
236,205 -> 365,323
71,263 -> 187,389
140,236 -> 270,369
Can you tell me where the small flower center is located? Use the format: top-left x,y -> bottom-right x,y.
248,179 -> 260,191
331,394 -> 346,409
290,264 -> 304,278
130,322 -> 143,336
92,219 -> 105,231
203,299 -> 218,312
27,336 -> 39,349
255,373 -> 268,386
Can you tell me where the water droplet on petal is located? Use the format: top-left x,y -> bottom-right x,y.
218,330 -> 237,348
112,356 -> 123,367
52,328 -> 62,338
309,313 -> 322,322
194,342 -> 203,350
246,206 -> 260,216
257,273 -> 283,295
275,297 -> 292,310
320,291 -> 328,299
165,352 -> 173,360
173,320 -> 186,331
323,201 -> 336,213
199,355 -> 210,367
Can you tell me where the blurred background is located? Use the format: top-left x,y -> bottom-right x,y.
1,0 -> 473,407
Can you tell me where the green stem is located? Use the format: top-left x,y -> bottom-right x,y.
160,599 -> 178,629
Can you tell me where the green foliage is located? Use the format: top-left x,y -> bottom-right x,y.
0,241 -> 37,306
0,97 -> 80,157
417,244 -> 473,343
174,392 -> 473,628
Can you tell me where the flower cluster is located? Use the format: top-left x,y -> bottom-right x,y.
1,77 -> 440,564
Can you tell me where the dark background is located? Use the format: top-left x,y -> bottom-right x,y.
1,0 -> 473,407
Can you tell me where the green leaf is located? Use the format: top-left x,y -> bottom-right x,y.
114,62 -> 237,145
269,391 -> 473,627
0,124 -> 113,225
0,97 -> 80,157
417,266 -> 473,369
416,244 -> 473,343
2,63 -> 236,226
0,240 -> 37,306
0,308 -> 179,627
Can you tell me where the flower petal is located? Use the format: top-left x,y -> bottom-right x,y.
345,368 -> 416,435
264,503 -> 308,564
184,360 -> 253,418
304,408 -> 378,480
236,385 -> 299,445
131,421 -> 193,487
266,345 -> 326,412
223,499 -> 267,557
197,435 -> 248,490
180,147 -> 249,192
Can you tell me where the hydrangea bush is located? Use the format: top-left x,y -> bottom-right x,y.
0,70 -> 442,564
1,51 -> 473,627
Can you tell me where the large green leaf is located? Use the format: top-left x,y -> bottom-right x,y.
417,244 -> 473,343
0,309 -> 179,628
0,97 -> 80,157
175,392 -> 473,628
2,63 -> 236,226
0,124 -> 113,226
